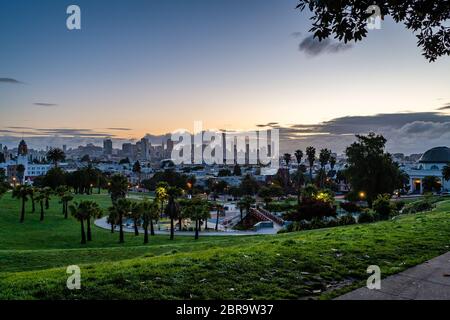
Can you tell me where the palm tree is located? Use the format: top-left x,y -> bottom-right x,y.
141,199 -> 159,243
130,202 -> 142,236
306,146 -> 316,181
41,187 -> 52,209
132,161 -> 142,186
192,202 -> 210,240
165,187 -> 181,240
12,185 -> 32,223
69,201 -> 90,244
16,164 -> 25,184
61,192 -> 74,219
215,203 -> 224,231
319,149 -> 332,188
34,190 -> 46,221
84,201 -> 102,241
46,148 -> 65,168
30,187 -> 37,213
107,208 -> 118,233
56,186 -> 68,215
111,198 -> 132,243
294,149 -> 304,205
155,182 -> 169,218
443,164 -> 450,182
237,199 -> 246,221
109,174 -> 129,204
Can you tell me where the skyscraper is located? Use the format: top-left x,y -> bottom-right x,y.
103,139 -> 113,155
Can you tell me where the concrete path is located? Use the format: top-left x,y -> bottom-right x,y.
337,252 -> 450,300
94,217 -> 278,236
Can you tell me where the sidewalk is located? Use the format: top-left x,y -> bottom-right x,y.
336,252 -> 450,300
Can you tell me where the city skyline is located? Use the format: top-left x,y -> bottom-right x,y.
1,0 -> 450,154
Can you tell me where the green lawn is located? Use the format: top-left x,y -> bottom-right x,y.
1,192 -> 450,299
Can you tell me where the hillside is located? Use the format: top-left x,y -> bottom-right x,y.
1,192 -> 450,300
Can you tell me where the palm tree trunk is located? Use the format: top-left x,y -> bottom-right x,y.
87,217 -> 92,241
45,198 -> 49,210
80,220 -> 86,244
309,166 -> 313,181
133,218 -> 139,236
40,202 -> 44,221
20,197 -> 25,223
170,218 -> 174,240
110,221 -> 114,233
144,226 -> 149,244
119,214 -> 124,243
205,219 -> 208,230
195,220 -> 199,240
64,202 -> 68,219
31,196 -> 35,213
179,217 -> 182,231
240,208 -> 243,221
150,219 -> 155,236
215,209 -> 219,231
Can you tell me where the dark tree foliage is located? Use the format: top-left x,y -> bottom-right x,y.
297,0 -> 450,61
345,133 -> 404,207
141,170 -> 188,191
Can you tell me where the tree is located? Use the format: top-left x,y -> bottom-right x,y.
345,133 -> 403,207
80,154 -> 90,162
372,194 -> 393,220
69,202 -> 88,244
41,187 -> 52,209
229,186 -> 243,200
109,198 -> 132,243
294,149 -> 304,205
155,182 -> 169,218
233,164 -> 242,176
306,146 -> 316,181
130,201 -> 142,236
240,174 -> 259,196
132,161 -> 142,186
443,164 -> 450,182
165,187 -> 182,240
16,164 -> 25,184
422,176 -> 441,193
214,203 -> 224,231
34,190 -> 46,221
319,149 -> 332,188
106,208 -> 118,233
12,185 -> 32,223
238,196 -> 255,221
296,0 -> 450,62
42,167 -> 66,190
46,148 -> 65,168
141,198 -> 159,242
109,174 -> 129,204
85,201 -> 103,241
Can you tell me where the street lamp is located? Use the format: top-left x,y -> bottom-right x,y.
359,191 -> 366,200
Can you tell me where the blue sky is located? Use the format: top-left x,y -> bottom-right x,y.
1,0 -> 449,153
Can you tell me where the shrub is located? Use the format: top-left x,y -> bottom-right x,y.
284,198 -> 336,221
395,201 -> 406,212
338,214 -> 356,226
340,201 -> 360,213
372,194 -> 393,220
358,209 -> 375,223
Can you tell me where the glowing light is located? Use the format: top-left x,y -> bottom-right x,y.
359,191 -> 366,199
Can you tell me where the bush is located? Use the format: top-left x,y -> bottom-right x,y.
338,214 -> 356,226
284,198 -> 336,221
402,200 -> 434,214
358,209 -> 375,223
340,201 -> 360,213
372,194 -> 393,220
394,201 -> 406,212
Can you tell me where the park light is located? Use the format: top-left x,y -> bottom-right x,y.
359,191 -> 366,199
187,182 -> 192,189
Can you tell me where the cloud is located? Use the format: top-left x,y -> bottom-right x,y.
298,36 -> 352,56
33,103 -> 58,107
291,32 -> 303,38
256,122 -> 279,128
437,104 -> 450,111
106,127 -> 132,131
0,78 -> 23,84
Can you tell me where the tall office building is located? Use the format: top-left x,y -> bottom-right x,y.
103,139 -> 113,155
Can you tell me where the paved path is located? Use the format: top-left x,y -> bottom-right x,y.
337,252 -> 450,300
94,217 -> 278,236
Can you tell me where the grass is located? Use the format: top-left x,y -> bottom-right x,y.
1,191 -> 450,299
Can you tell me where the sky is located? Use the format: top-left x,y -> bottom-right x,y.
1,0 -> 450,153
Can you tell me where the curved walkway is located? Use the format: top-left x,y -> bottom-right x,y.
94,217 -> 278,236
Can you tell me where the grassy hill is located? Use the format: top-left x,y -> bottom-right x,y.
1,192 -> 450,299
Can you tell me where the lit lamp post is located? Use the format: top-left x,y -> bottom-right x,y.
12,177 -> 16,187
359,191 -> 366,202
